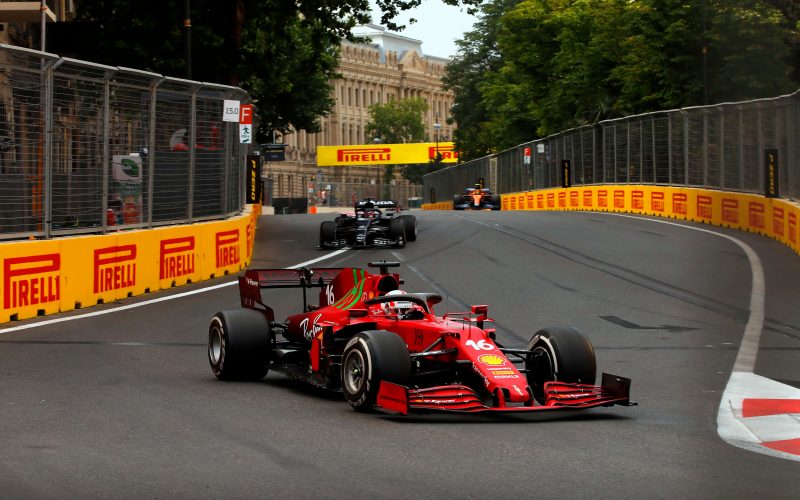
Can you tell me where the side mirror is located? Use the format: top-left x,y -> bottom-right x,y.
470,305 -> 488,317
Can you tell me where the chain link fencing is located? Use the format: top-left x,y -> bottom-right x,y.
308,181 -> 422,208
424,92 -> 800,204
0,44 -> 253,240
267,179 -> 423,214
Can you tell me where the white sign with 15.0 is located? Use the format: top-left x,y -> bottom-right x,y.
223,100 -> 241,122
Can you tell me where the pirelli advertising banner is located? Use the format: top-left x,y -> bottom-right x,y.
316,142 -> 458,166
0,206 -> 260,323
425,185 -> 799,256
482,185 -> 799,256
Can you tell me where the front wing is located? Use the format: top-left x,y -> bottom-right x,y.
376,373 -> 633,415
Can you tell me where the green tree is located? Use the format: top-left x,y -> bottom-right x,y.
451,0 -> 798,152
365,97 -> 428,186
443,0 -> 520,161
706,0 -> 795,103
609,0 -> 794,112
365,97 -> 428,143
48,0 -> 485,143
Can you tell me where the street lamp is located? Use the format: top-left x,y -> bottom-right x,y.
373,136 -> 382,199
433,122 -> 442,164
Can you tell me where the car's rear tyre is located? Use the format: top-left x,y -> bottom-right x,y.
389,218 -> 406,248
208,309 -> 271,381
320,220 -> 336,247
399,215 -> 417,241
341,331 -> 411,412
525,326 -> 596,404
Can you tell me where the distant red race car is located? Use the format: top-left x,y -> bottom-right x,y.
208,262 -> 633,415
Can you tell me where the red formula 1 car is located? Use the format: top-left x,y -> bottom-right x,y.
208,262 -> 633,415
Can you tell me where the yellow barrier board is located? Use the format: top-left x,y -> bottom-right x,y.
317,142 -> 457,166
425,186 -> 799,256
0,206 -> 259,323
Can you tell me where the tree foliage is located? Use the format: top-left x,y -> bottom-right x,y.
48,0 -> 481,143
365,97 -> 432,184
443,0 -> 519,160
449,0 -> 798,157
365,97 -> 428,143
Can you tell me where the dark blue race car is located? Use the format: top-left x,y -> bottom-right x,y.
319,199 -> 418,249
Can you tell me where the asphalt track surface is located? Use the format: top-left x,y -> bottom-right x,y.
1,210 -> 799,499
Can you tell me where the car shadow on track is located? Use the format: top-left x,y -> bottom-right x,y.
378,411 -> 634,425
239,376 -> 635,424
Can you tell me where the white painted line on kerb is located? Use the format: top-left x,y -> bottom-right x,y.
0,247 -> 350,335
600,214 -> 800,462
606,213 -> 765,373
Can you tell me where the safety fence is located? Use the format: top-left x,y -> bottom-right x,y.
305,181 -> 423,210
424,91 -> 800,204
0,44 -> 254,241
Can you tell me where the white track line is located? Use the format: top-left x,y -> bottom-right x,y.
606,213 -> 765,373
0,248 -> 350,335
599,213 -> 798,462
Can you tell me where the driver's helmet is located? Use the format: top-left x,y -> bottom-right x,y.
382,289 -> 414,316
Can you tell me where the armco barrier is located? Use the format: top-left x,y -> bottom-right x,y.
0,206 -> 259,324
422,187 -> 800,255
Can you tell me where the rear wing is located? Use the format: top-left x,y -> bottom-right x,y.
239,267 -> 343,309
356,199 -> 397,209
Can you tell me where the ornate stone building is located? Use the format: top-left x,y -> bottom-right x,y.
0,1 -> 72,46
265,24 -> 456,203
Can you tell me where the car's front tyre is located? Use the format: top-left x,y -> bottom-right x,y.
319,220 -> 336,248
389,218 -> 406,248
341,331 -> 411,411
525,326 -> 596,404
399,215 -> 417,242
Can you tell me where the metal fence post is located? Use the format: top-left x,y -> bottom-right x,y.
683,111 -> 689,187
738,107 -> 744,191
43,58 -> 54,238
757,104 -> 764,195
667,113 -> 673,185
703,109 -> 709,187
626,121 -> 630,183
147,77 -> 163,227
187,87 -> 198,221
101,71 -> 112,232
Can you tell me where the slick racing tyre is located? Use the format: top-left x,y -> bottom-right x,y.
399,214 -> 417,242
341,331 -> 411,412
389,218 -> 406,248
491,194 -> 501,209
208,309 -> 271,381
525,326 -> 596,404
453,194 -> 465,209
320,221 -> 336,247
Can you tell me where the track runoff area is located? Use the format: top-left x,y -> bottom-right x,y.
2,213 -> 797,462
